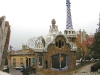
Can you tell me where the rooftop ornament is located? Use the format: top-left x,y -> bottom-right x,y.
51,19 -> 56,29
51,19 -> 56,25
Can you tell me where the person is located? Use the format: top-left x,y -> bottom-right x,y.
22,68 -> 30,75
29,66 -> 33,74
33,65 -> 36,74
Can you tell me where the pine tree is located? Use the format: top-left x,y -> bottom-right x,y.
91,32 -> 100,59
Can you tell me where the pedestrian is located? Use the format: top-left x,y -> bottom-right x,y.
29,66 -> 33,74
22,68 -> 30,75
33,65 -> 36,74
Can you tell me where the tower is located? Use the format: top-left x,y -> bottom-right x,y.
48,19 -> 59,36
64,0 -> 77,52
66,0 -> 73,29
96,13 -> 100,32
64,0 -> 77,42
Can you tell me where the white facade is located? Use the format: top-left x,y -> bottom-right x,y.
77,29 -> 87,43
32,19 -> 77,52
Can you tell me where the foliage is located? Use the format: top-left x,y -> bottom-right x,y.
91,61 -> 100,72
85,55 -> 91,60
83,47 -> 89,54
91,32 -> 100,58
76,48 -> 82,60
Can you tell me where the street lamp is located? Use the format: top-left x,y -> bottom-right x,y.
82,50 -> 85,60
59,54 -> 64,70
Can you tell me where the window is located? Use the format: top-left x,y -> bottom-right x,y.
56,42 -> 58,47
45,60 -> 48,69
26,57 -> 28,67
69,31 -> 71,34
55,37 -> 65,48
32,58 -> 35,65
38,56 -> 42,66
29,58 -> 31,67
13,58 -> 16,66
51,54 -> 60,69
56,40 -> 64,48
20,58 -> 23,64
72,38 -> 75,42
62,41 -> 64,46
51,54 -> 68,70
59,40 -> 61,48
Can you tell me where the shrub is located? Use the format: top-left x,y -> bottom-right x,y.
91,62 -> 100,72
85,55 -> 91,60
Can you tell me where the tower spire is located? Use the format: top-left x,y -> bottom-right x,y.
96,13 -> 100,32
66,0 -> 73,29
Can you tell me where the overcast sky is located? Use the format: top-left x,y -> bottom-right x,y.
0,0 -> 100,50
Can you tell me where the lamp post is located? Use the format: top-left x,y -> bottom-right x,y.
59,54 -> 61,70
83,49 -> 85,60
59,54 -> 64,70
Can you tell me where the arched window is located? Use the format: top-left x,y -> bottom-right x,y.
59,40 -> 61,48
72,38 -> 75,42
45,60 -> 48,69
69,31 -> 71,34
62,41 -> 64,46
56,39 -> 64,48
51,54 -> 68,70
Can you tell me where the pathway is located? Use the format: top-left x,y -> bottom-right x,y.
72,63 -> 99,75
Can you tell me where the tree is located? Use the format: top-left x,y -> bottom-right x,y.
76,48 -> 82,60
27,37 -> 37,48
27,36 -> 45,49
91,32 -> 100,59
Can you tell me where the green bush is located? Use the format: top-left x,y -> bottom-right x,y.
85,55 -> 91,60
91,61 -> 100,72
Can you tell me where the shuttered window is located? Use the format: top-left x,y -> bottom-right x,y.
32,58 -> 35,64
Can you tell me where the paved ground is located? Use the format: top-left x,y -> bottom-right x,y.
9,69 -> 36,75
6,63 -> 100,75
72,63 -> 100,75
9,69 -> 22,75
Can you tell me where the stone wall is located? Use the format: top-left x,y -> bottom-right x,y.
36,36 -> 76,75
